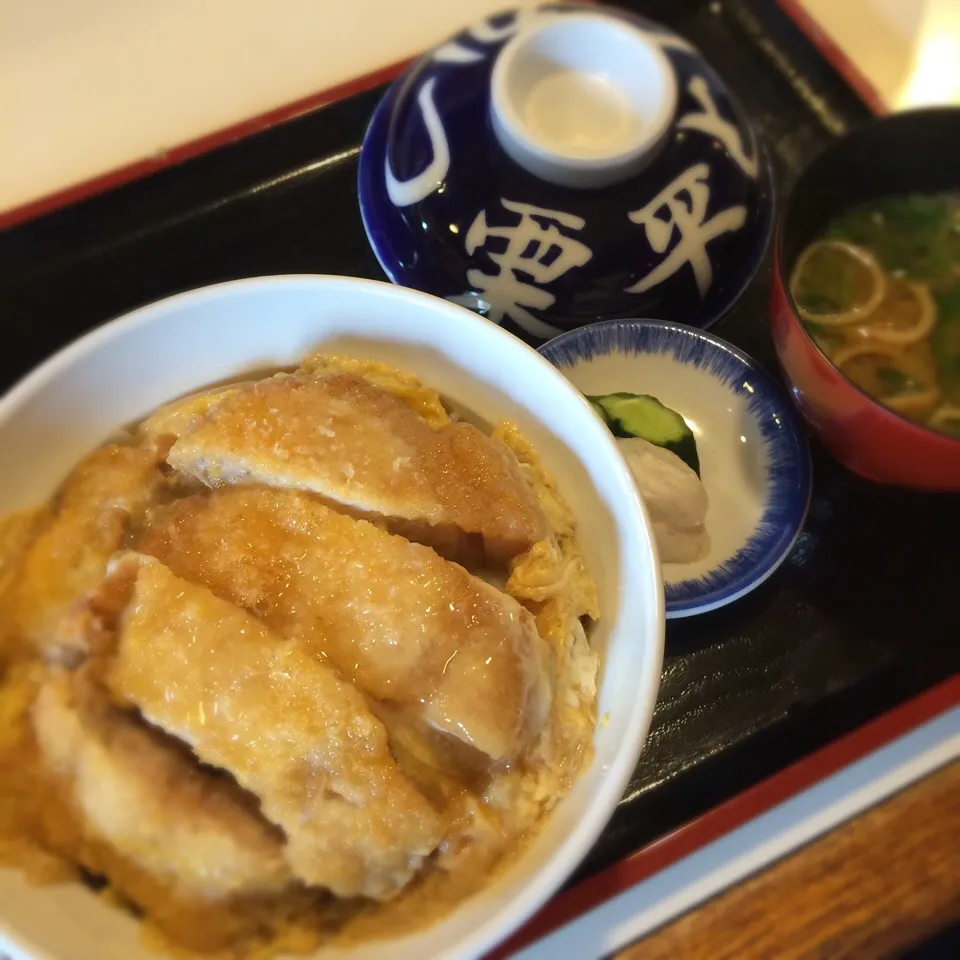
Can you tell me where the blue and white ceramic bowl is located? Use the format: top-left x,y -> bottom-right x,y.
359,3 -> 774,345
540,320 -> 811,617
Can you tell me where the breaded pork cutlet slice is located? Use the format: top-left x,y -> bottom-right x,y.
164,372 -> 549,566
139,488 -> 553,762
3,444 -> 163,664
32,668 -> 292,901
90,553 -> 444,901
31,668 -> 326,953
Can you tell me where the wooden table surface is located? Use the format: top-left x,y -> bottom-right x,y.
615,761 -> 960,960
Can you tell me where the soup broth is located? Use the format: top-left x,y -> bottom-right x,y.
790,192 -> 960,437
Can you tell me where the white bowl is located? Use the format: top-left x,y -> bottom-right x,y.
0,276 -> 664,960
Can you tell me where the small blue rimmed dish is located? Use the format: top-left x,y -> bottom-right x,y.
539,319 -> 811,618
358,3 -> 774,345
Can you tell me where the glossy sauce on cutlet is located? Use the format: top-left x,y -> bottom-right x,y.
167,373 -> 549,562
102,554 -> 445,901
139,487 -> 549,761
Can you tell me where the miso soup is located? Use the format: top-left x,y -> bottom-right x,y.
790,193 -> 960,437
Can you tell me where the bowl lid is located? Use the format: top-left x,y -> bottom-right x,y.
359,3 -> 774,344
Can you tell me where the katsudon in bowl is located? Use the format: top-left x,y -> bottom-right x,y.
0,276 -> 662,960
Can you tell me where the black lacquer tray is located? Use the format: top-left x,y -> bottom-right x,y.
2,0 -> 957,908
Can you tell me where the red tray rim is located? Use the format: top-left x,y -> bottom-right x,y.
489,673 -> 960,957
0,58 -> 412,232
0,0 -> 607,230
2,0 -> 878,232
775,0 -> 887,116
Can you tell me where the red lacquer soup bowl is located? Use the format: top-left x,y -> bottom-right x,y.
772,107 -> 960,492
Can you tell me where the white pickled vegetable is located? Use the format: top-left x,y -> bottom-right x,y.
618,436 -> 710,564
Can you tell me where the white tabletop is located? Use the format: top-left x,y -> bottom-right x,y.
0,0 -> 542,219
783,0 -> 960,113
